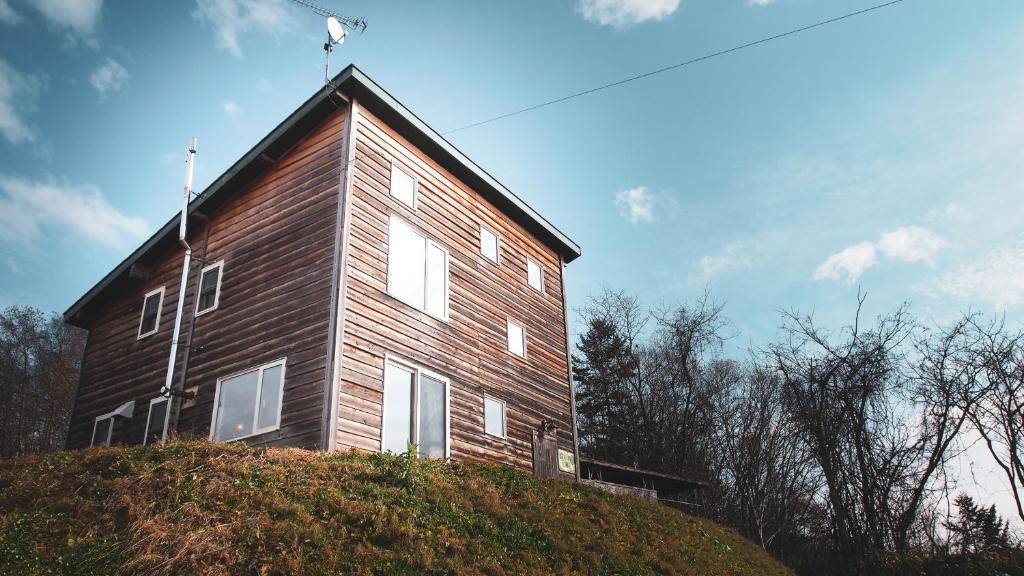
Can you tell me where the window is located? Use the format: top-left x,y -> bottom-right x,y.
195,260 -> 224,316
527,258 -> 544,292
387,215 -> 449,319
91,416 -> 113,447
480,226 -> 499,263
211,359 -> 286,442
484,396 -> 506,438
507,319 -> 526,358
137,287 -> 164,339
382,357 -> 449,459
390,163 -> 416,209
144,396 -> 168,445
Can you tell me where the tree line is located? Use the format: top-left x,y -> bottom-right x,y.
572,289 -> 1022,574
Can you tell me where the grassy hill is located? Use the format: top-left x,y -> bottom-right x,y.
0,441 -> 791,576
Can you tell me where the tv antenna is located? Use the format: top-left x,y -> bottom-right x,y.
286,0 -> 367,83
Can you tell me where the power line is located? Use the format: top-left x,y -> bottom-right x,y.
444,0 -> 906,135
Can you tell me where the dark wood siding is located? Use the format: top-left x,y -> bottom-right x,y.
334,103 -> 574,470
66,107 -> 347,450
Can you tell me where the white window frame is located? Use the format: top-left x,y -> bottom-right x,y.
209,357 -> 287,443
507,318 -> 528,359
484,395 -> 507,439
527,257 -> 545,293
380,353 -> 451,459
137,286 -> 165,339
91,414 -> 115,447
194,260 -> 224,316
143,396 -> 169,445
389,161 -> 417,210
479,225 -> 500,264
386,215 -> 450,321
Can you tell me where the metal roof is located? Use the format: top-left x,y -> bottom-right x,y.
64,64 -> 581,327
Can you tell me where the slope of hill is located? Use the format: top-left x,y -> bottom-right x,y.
0,441 -> 791,576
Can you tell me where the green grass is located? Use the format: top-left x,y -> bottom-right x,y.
0,441 -> 792,576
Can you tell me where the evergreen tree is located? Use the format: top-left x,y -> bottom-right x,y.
572,317 -> 635,463
944,493 -> 1011,555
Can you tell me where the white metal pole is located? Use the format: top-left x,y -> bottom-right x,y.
161,138 -> 197,443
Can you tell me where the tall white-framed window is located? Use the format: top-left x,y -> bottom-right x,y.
381,355 -> 450,459
484,395 -> 506,438
386,215 -> 449,320
210,358 -> 286,442
527,258 -> 544,293
507,318 -> 527,359
137,286 -> 165,339
144,396 -> 169,445
195,260 -> 224,316
479,225 -> 499,264
90,400 -> 135,447
389,162 -> 416,209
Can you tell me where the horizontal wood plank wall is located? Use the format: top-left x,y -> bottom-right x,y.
335,104 -> 573,470
66,107 -> 347,450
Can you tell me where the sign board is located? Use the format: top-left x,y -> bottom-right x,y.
558,448 -> 576,474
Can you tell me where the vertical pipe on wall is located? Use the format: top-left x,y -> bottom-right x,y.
560,256 -> 581,481
160,138 -> 198,443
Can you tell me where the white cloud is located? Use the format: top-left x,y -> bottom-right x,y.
0,175 -> 148,248
814,226 -> 947,283
0,0 -> 21,25
876,226 -> 946,264
931,247 -> 1024,310
89,57 -> 128,98
193,0 -> 297,59
747,0 -> 776,5
693,240 -> 752,282
813,241 -> 877,283
575,0 -> 680,27
223,100 -> 241,116
0,58 -> 39,144
28,0 -> 103,36
615,186 -> 656,223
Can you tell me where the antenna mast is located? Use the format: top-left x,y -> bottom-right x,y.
286,0 -> 367,84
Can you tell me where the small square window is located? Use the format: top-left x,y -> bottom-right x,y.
144,397 -> 168,445
507,319 -> 526,358
484,396 -> 506,438
138,287 -> 164,339
91,417 -> 113,447
527,258 -> 544,292
195,261 -> 224,316
480,226 -> 499,263
390,163 -> 416,209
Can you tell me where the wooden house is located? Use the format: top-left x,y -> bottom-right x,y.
63,65 -> 582,478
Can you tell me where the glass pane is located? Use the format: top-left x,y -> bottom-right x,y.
390,164 -> 415,208
425,243 -> 446,318
507,321 -> 525,357
418,375 -> 446,458
258,365 -> 283,430
141,293 -> 160,333
528,260 -> 542,291
198,267 -> 219,311
485,397 -> 505,437
146,400 -> 167,444
92,418 -> 111,446
387,217 -> 426,310
214,369 -> 259,441
382,364 -> 414,453
480,227 -> 498,262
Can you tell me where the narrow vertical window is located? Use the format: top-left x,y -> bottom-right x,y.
387,216 -> 449,320
144,397 -> 168,445
480,226 -> 499,263
527,258 -> 544,292
484,396 -> 506,438
381,358 -> 450,459
211,359 -> 286,442
390,163 -> 416,209
91,417 -> 113,447
137,287 -> 164,339
195,260 -> 224,316
507,319 -> 526,358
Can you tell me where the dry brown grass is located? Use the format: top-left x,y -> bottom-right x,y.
0,441 -> 792,576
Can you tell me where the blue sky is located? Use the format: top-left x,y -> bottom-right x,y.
0,0 -> 1022,521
